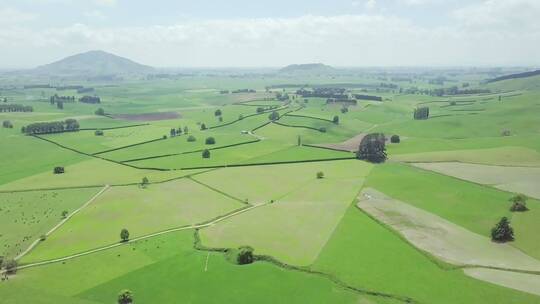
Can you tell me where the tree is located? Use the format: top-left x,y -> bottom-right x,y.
54,166 -> 65,174
218,116 -> 223,122
491,217 -> 514,242
176,127 -> 182,135
2,120 -> 13,128
5,259 -> 17,274
205,137 -> 216,145
413,107 -> 429,120
319,127 -> 327,133
357,133 -> 387,163
95,130 -> 104,136
256,107 -> 265,114
141,177 -> 149,188
340,106 -> 348,114
202,149 -> 211,158
509,194 -> 528,212
390,135 -> 400,143
316,171 -> 324,179
120,229 -> 130,242
333,115 -> 339,124
57,100 -> 64,109
236,246 -> 254,265
215,109 -> 222,116
297,135 -> 302,146
95,108 -> 105,116
200,123 -> 207,130
170,128 -> 176,137
61,210 -> 69,218
118,289 -> 133,304
268,111 -> 280,121
183,126 -> 189,134
187,135 -> 196,142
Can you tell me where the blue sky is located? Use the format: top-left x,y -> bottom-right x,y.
1,0 -> 539,67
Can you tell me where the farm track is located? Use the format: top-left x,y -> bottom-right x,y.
6,203 -> 266,273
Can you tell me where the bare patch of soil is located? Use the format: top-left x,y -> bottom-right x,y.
112,112 -> 180,121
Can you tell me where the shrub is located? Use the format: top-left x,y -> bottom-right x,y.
319,127 -> 327,133
236,246 -> 254,265
61,210 -> 69,218
40,234 -> 47,241
141,177 -> 149,188
333,115 -> 339,124
187,135 -> 196,142
390,135 -> 400,143
118,289 -> 133,304
200,123 -> 207,130
202,149 -> 211,158
95,108 -> 105,116
95,130 -> 104,136
215,109 -> 222,116
316,171 -> 324,179
53,166 -> 65,174
491,217 -> 514,242
413,107 -> 429,120
509,194 -> 528,212
341,106 -> 349,114
501,129 -> 511,137
120,228 -> 130,242
205,137 -> 216,145
2,120 -> 13,128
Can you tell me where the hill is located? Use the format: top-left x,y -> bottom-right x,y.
33,50 -> 154,76
487,69 -> 540,83
279,63 -> 337,74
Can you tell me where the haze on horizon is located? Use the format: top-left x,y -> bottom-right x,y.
1,0 -> 540,69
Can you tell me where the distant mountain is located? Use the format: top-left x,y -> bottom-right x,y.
279,63 -> 337,74
487,69 -> 540,83
33,50 -> 154,76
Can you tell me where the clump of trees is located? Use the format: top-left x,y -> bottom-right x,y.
0,104 -> 33,112
54,166 -> 65,174
120,228 -> 130,242
118,289 -> 133,304
268,111 -> 280,121
390,135 -> 400,143
509,194 -> 528,212
205,137 -> 216,145
79,96 -> 101,104
236,246 -> 254,265
2,120 -> 13,128
187,135 -> 196,142
316,171 -> 324,179
170,127 -> 183,137
4,259 -> 17,274
491,217 -> 514,242
413,107 -> 429,120
357,133 -> 387,163
95,108 -> 105,116
202,149 -> 211,158
50,95 -> 75,104
21,119 -> 79,135
95,130 -> 104,136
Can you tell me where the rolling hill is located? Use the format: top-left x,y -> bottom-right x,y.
33,50 -> 154,76
279,63 -> 337,75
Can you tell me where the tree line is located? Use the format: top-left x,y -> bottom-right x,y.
0,104 -> 33,112
79,96 -> 101,104
21,119 -> 80,135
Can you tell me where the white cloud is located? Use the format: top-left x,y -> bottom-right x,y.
94,0 -> 117,6
0,13 -> 539,67
365,0 -> 377,10
0,8 -> 37,25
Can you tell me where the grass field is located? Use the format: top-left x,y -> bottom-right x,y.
2,71 -> 540,303
0,188 -> 101,258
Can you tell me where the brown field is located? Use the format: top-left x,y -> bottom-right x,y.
112,111 -> 181,121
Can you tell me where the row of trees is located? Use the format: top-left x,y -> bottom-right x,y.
21,119 -> 80,135
0,104 -> 33,112
170,126 -> 188,137
413,107 -> 430,120
50,95 -> 76,104
79,96 -> 101,104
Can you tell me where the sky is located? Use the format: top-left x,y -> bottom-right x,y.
0,0 -> 539,68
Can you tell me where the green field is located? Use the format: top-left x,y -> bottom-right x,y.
2,69 -> 540,303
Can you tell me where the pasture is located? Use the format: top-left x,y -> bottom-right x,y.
1,71 -> 540,303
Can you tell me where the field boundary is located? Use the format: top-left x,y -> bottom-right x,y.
79,123 -> 150,131
188,176 -> 247,204
283,113 -> 334,123
179,156 -> 357,170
